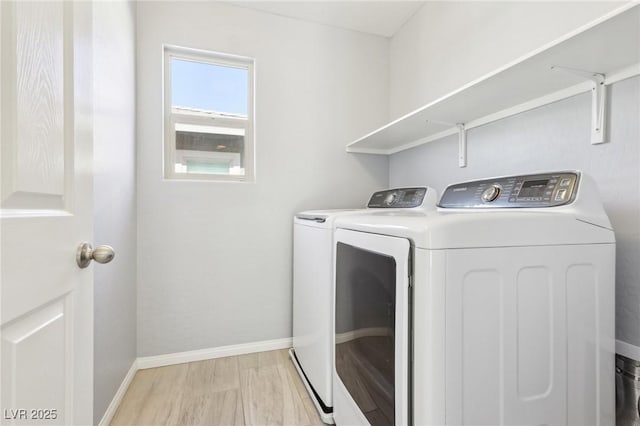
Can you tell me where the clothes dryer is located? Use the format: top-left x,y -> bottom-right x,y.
291,187 -> 437,424
333,171 -> 615,426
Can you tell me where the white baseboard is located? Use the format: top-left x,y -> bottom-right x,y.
137,337 -> 293,370
98,359 -> 138,426
616,339 -> 640,361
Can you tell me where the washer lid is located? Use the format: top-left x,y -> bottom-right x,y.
422,211 -> 615,248
294,209 -> 366,228
334,171 -> 614,249
294,186 -> 439,228
334,209 -> 615,249
295,209 -> 360,221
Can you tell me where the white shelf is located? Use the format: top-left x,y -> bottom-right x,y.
346,4 -> 640,156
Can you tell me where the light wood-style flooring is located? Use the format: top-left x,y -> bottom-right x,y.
110,349 -> 324,426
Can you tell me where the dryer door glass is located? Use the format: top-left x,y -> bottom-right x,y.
335,242 -> 397,426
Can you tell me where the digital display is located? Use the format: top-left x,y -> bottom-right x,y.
517,179 -> 548,198
403,189 -> 416,199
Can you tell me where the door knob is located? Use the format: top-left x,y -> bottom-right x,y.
76,242 -> 115,268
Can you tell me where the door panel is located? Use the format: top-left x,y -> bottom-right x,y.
333,229 -> 410,426
1,2 -> 93,424
1,299 -> 68,425
14,1 -> 65,199
335,242 -> 397,425
2,1 -> 69,210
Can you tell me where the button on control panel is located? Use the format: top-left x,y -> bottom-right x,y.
368,187 -> 428,208
439,172 -> 579,208
555,189 -> 568,201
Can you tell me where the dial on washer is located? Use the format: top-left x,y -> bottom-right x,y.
481,185 -> 502,202
384,193 -> 397,206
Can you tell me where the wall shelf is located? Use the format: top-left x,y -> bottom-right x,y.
346,4 -> 640,162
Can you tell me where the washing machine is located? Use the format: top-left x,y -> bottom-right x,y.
291,187 -> 438,424
333,171 -> 615,426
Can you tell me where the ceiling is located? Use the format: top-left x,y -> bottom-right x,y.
228,1 -> 425,38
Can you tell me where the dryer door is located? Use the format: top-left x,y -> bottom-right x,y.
333,228 -> 411,426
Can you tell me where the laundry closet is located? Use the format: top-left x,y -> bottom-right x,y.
0,2 -> 638,425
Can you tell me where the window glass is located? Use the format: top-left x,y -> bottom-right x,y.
171,58 -> 248,116
174,123 -> 246,176
335,242 -> 396,426
164,47 -> 254,181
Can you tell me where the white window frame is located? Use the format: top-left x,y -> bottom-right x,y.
175,150 -> 242,175
163,45 -> 255,182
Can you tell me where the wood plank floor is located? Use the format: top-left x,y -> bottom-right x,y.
110,349 -> 325,426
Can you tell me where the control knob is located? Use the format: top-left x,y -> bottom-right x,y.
384,192 -> 397,206
481,184 -> 502,202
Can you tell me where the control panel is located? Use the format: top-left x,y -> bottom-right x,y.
438,172 -> 579,208
368,187 -> 428,208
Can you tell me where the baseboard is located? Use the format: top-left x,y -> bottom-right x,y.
137,337 -> 293,370
98,359 -> 138,426
616,339 -> 640,361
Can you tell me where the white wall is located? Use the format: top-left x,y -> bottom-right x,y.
390,1 -> 625,118
388,2 -> 640,351
136,2 -> 389,356
93,2 -> 137,423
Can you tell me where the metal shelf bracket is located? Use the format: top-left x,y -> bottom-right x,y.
426,120 -> 468,167
551,65 -> 607,144
456,123 -> 467,167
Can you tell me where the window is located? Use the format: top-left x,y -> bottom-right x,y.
164,46 -> 254,181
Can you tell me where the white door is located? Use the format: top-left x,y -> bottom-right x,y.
333,228 -> 411,426
1,2 -> 94,425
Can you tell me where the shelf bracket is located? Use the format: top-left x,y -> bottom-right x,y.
456,124 -> 467,168
551,66 -> 607,144
426,120 -> 467,167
